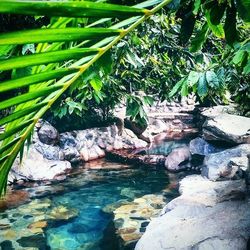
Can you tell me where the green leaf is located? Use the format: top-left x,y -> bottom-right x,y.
0,48 -> 98,71
205,10 -> 225,38
232,50 -> 246,65
224,5 -> 238,46
0,85 -> 62,110
193,0 -> 201,15
186,71 -> 200,86
197,73 -> 208,97
143,96 -> 154,106
236,0 -> 250,22
169,78 -> 185,97
181,81 -> 189,96
180,12 -> 196,44
0,119 -> 33,141
205,70 -> 219,88
0,68 -> 78,93
0,137 -> 21,156
0,102 -> 47,126
0,1 -> 147,18
96,51 -> 113,75
0,44 -> 15,58
210,2 -> 226,25
190,23 -> 209,52
243,59 -> 250,74
90,77 -> 103,92
0,28 -> 122,45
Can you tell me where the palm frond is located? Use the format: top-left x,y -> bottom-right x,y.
0,0 -> 172,196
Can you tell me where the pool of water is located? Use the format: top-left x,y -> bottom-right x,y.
0,160 -> 182,250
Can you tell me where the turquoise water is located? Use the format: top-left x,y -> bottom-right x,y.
0,160 -> 181,250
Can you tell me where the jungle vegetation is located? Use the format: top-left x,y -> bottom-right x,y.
0,0 -> 249,196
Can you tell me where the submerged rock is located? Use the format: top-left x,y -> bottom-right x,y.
202,144 -> 250,181
113,194 -> 166,248
48,205 -> 78,222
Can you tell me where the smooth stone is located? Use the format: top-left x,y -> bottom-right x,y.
28,220 -> 47,229
48,205 -> 78,221
121,232 -> 142,243
164,146 -> 190,171
38,121 -> 59,145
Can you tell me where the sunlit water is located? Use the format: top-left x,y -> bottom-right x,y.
0,160 -> 183,250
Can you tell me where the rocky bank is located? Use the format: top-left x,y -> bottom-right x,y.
134,106 -> 250,249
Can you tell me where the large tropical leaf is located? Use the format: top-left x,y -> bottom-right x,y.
0,0 -> 172,196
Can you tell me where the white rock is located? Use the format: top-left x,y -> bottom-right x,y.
203,114 -> 250,144
11,146 -> 71,181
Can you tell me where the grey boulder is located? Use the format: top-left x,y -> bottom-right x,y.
202,144 -> 250,181
202,114 -> 250,144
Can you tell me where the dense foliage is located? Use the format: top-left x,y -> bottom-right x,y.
50,0 -> 250,131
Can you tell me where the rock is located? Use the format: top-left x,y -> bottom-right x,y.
59,132 -> 78,149
177,175 -> 246,206
114,194 -> 166,248
136,175 -> 250,250
93,145 -> 105,158
62,147 -> 81,163
164,146 -> 190,171
17,234 -> 48,249
28,221 -> 47,229
124,118 -> 147,136
88,146 -> 100,161
202,114 -> 250,144
0,190 -> 30,210
34,141 -> 64,161
11,146 -> 71,181
38,121 -> 59,145
202,144 -> 250,181
189,137 -> 223,156
80,147 -> 89,161
200,105 -> 240,118
48,205 -> 78,222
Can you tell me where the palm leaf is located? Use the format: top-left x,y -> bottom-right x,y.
0,0 -> 172,196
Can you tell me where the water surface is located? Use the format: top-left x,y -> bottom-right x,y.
0,160 -> 181,250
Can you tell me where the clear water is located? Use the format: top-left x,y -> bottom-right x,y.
0,160 -> 181,250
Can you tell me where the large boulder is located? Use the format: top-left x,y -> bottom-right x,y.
164,146 -> 190,171
202,114 -> 250,144
202,144 -> 250,181
37,121 -> 59,145
10,146 -> 71,182
189,137 -> 223,156
34,141 -> 64,161
135,175 -> 250,250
